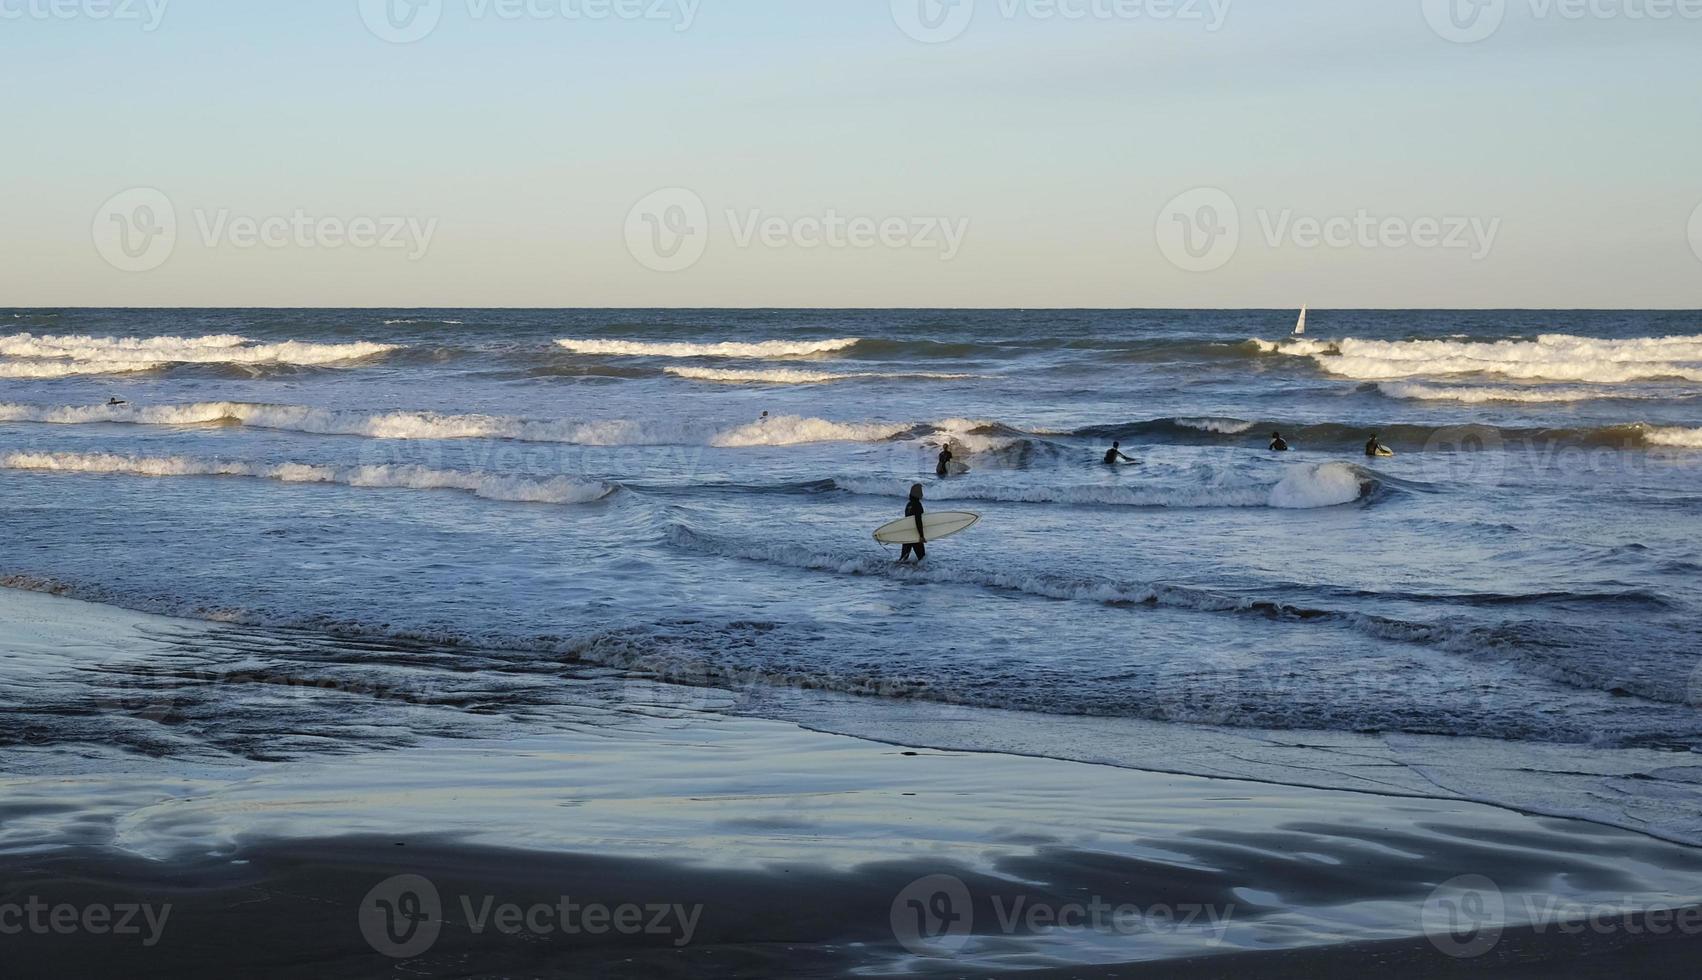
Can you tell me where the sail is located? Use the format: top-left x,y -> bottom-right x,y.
1295,306 -> 1308,336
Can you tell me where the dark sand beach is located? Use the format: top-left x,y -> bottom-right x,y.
5,588 -> 1702,978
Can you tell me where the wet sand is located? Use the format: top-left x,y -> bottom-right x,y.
5,587 -> 1702,977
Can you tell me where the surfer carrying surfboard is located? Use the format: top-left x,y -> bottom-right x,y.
1365,433 -> 1392,458
936,446 -> 955,478
900,484 -> 927,563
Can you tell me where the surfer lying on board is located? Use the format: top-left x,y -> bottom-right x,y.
900,484 -> 927,563
1270,432 -> 1289,452
1103,442 -> 1135,465
936,446 -> 955,477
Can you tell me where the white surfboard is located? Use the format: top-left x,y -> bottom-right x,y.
874,512 -> 981,546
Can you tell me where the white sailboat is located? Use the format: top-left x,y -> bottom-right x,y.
1294,305 -> 1308,336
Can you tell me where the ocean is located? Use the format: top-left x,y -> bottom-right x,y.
3,308 -> 1700,842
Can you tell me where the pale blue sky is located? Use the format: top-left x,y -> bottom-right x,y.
3,0 -> 1700,307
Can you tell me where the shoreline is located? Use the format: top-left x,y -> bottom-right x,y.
6,586 -> 1702,976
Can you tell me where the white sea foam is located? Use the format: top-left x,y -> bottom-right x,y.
709,416 -> 909,447
1259,333 -> 1702,383
557,337 -> 861,359
0,451 -> 614,504
1645,427 -> 1702,448
0,359 -> 172,379
1177,417 -> 1257,434
0,332 -> 397,377
666,366 -> 973,385
0,401 -> 917,448
1376,382 -> 1643,404
1269,462 -> 1369,509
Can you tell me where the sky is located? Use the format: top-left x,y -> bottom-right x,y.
2,0 -> 1701,308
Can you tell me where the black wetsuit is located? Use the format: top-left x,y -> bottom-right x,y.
1104,448 -> 1129,465
900,498 -> 926,562
1365,438 -> 1381,458
936,448 -> 954,477
1270,437 -> 1289,452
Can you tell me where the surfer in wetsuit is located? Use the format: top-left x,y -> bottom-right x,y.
936,445 -> 955,477
107,397 -> 127,407
1270,432 -> 1289,452
1104,442 -> 1135,465
900,484 -> 927,563
1365,433 -> 1386,458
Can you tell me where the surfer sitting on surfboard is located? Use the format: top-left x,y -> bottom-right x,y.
1103,442 -> 1135,465
900,484 -> 927,563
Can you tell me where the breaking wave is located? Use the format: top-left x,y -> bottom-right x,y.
0,451 -> 615,505
831,462 -> 1375,510
1373,382 -> 1679,404
1646,427 -> 1702,448
0,333 -> 397,378
1257,333 -> 1702,383
557,337 -> 860,359
0,401 -> 918,448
